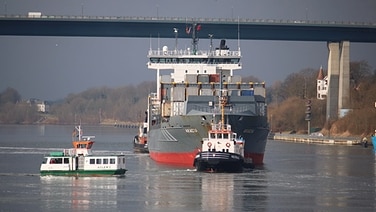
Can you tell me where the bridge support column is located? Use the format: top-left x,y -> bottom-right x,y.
326,41 -> 350,121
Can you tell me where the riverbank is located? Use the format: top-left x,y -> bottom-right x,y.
270,133 -> 363,145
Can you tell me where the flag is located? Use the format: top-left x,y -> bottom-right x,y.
196,24 -> 202,31
185,26 -> 192,34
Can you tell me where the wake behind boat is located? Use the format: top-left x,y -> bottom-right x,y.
146,23 -> 269,167
40,125 -> 127,176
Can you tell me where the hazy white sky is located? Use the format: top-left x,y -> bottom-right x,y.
1,0 -> 375,100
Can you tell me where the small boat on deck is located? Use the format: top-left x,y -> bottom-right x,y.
133,111 -> 149,153
40,125 -> 127,176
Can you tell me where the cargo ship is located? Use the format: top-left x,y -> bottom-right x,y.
146,24 -> 269,167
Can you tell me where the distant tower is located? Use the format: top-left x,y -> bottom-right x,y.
316,66 -> 328,100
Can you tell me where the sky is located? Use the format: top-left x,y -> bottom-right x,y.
1,0 -> 376,101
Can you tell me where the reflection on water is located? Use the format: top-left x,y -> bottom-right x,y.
201,174 -> 235,212
40,176 -> 119,211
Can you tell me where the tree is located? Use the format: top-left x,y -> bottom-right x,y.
0,87 -> 21,104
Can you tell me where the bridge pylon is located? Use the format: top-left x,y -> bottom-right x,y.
326,41 -> 350,121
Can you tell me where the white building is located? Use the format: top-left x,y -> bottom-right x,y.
316,66 -> 328,100
27,99 -> 50,113
37,101 -> 50,113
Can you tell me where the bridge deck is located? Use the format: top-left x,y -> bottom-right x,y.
0,15 -> 375,42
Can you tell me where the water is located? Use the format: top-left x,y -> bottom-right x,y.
0,125 -> 375,211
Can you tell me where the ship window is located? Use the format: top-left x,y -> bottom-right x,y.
64,158 -> 69,164
90,159 -> 95,164
218,133 -> 222,139
185,70 -> 188,73
110,158 -> 116,164
204,70 -> 207,73
103,158 -> 108,164
197,70 -> 199,73
123,158 -> 125,163
96,158 -> 102,164
210,133 -> 215,139
223,134 -> 229,139
55,158 -> 63,164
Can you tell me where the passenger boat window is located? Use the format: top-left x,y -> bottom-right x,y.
64,158 -> 69,164
110,158 -> 116,164
122,158 -> 125,164
103,158 -> 108,164
90,159 -> 95,164
96,158 -> 102,164
49,158 -> 62,164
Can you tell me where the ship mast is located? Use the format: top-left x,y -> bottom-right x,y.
219,69 -> 227,130
191,23 -> 200,55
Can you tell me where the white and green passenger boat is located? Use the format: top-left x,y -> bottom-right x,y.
40,125 -> 127,176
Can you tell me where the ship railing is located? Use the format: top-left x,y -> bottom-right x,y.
211,123 -> 231,131
189,104 -> 257,115
148,49 -> 241,57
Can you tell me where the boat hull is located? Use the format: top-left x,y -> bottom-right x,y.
40,169 -> 127,177
194,151 -> 244,172
148,115 -> 269,167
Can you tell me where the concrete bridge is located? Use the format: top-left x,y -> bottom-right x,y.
1,15 -> 376,120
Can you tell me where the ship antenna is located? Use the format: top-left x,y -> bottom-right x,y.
149,34 -> 152,51
157,33 -> 160,53
209,34 -> 213,53
237,16 -> 240,51
173,28 -> 178,52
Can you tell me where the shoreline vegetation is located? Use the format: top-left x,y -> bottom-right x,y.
1,61 -> 375,138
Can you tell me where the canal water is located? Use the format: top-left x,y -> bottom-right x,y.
0,125 -> 375,211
